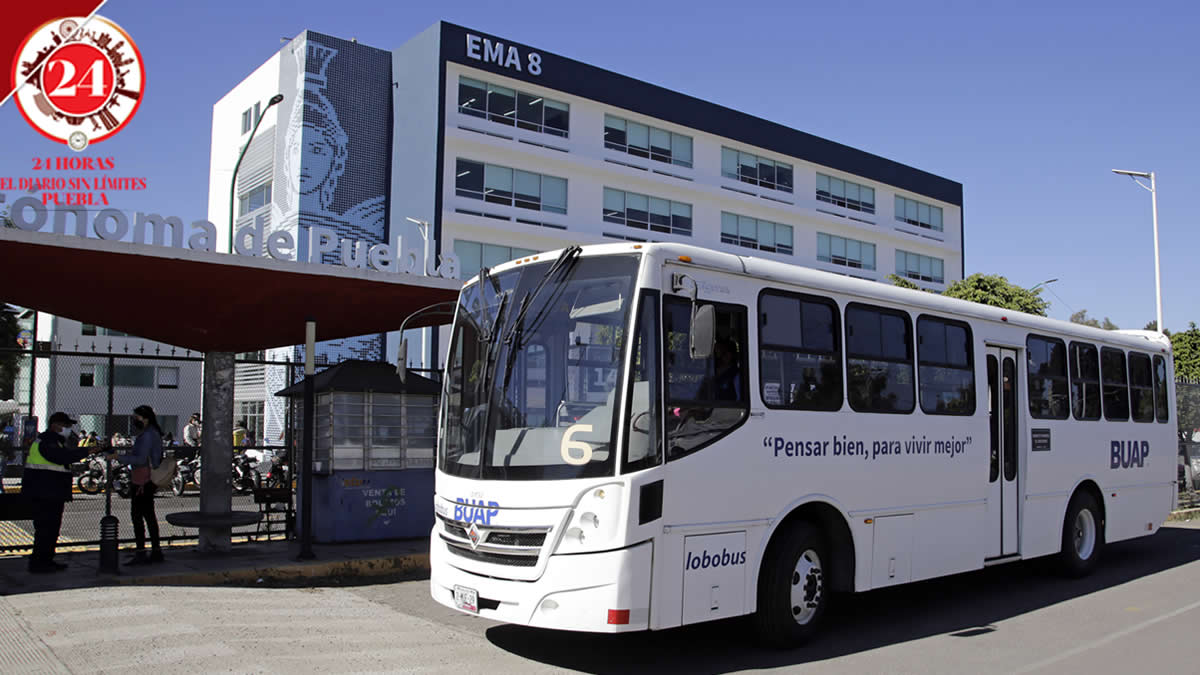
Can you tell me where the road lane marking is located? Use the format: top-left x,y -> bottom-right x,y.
1013,596 -> 1200,673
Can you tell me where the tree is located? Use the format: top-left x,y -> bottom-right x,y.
886,274 -> 920,291
941,274 -> 1049,317
1170,322 -> 1200,441
1143,320 -> 1172,336
1069,310 -> 1118,330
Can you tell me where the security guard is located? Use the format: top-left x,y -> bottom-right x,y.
22,412 -> 97,573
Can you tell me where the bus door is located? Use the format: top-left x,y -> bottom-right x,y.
986,347 -> 1020,558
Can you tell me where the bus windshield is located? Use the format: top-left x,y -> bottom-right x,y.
440,253 -> 641,480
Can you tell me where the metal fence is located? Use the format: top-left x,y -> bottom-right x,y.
0,347 -> 306,553
1177,380 -> 1200,509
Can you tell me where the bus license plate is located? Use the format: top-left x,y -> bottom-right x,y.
454,585 -> 478,613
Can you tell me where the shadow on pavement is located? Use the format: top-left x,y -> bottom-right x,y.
484,524 -> 1200,674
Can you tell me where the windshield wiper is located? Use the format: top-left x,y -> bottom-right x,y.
503,245 -> 582,349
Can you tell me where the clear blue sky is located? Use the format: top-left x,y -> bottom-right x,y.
3,0 -> 1196,331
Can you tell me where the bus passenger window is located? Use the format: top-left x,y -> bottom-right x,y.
1101,347 -> 1129,421
663,297 -> 748,459
758,291 -> 842,411
1153,355 -> 1170,423
1069,342 -> 1101,421
917,316 -> 974,415
845,303 -> 914,414
1026,335 -> 1069,420
1128,352 -> 1155,423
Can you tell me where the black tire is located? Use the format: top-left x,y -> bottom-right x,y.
753,521 -> 830,648
1059,491 -> 1104,577
116,482 -> 131,499
77,474 -> 101,495
171,475 -> 185,497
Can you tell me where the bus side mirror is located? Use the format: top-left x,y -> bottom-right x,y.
690,304 -> 715,360
397,338 -> 408,384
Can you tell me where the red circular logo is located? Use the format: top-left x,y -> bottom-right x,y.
11,16 -> 145,150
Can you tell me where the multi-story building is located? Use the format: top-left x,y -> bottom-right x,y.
208,22 -> 963,436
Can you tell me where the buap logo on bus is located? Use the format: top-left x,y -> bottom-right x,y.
453,498 -> 500,525
11,16 -> 145,151
1111,440 -> 1149,469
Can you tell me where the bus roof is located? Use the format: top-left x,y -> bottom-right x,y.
482,242 -> 1172,356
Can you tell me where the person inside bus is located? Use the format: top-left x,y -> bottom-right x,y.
707,338 -> 742,402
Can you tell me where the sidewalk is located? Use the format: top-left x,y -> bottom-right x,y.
0,537 -> 429,596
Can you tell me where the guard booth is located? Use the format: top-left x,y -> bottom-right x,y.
278,360 -> 440,543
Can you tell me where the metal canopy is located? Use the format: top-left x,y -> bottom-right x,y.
0,229 -> 462,353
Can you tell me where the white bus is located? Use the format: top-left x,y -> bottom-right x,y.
430,242 -> 1175,646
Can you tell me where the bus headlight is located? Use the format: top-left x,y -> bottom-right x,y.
554,483 -> 623,554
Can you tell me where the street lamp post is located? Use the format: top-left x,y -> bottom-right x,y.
1112,169 -> 1162,334
1030,278 -> 1059,293
228,93 -> 284,254
404,216 -> 432,275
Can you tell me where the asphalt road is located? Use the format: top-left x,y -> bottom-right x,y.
4,521 -> 1200,673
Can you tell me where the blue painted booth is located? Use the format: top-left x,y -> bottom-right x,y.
278,360 -> 439,543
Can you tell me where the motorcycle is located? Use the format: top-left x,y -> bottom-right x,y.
261,449 -> 289,489
232,452 -> 258,494
171,455 -> 201,497
75,455 -> 107,495
112,461 -> 132,499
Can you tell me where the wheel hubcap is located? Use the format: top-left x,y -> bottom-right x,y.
789,549 -> 823,625
1074,509 -> 1096,560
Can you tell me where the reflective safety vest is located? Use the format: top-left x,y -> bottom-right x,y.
26,439 -> 70,473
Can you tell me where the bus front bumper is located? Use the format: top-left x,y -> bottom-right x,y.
430,536 -> 653,633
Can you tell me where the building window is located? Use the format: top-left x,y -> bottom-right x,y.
1069,341 -> 1101,421
758,291 -> 842,411
454,240 -> 538,279
238,183 -> 272,217
1128,352 -> 1155,423
895,250 -> 944,284
457,76 -> 570,137
816,174 -> 875,213
455,159 -> 567,214
895,195 -> 943,231
917,316 -> 974,415
1027,335 -> 1069,419
721,147 -> 793,193
80,364 -> 96,387
817,233 -> 875,270
721,213 -> 793,255
845,303 -> 915,414
604,115 -> 692,168
603,188 -> 692,236
1101,347 -> 1129,421
81,324 -> 97,336
241,108 -> 252,134
157,367 -> 180,390
236,401 -> 265,447
112,365 -> 154,388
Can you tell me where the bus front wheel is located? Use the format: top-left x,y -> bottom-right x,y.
1059,491 -> 1104,577
753,521 -> 829,648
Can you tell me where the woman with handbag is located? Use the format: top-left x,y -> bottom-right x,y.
110,405 -> 165,565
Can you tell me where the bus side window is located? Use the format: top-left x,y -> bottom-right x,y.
845,303 -> 915,414
663,296 -> 748,459
1128,352 -> 1155,423
1069,342 -> 1101,421
1101,347 -> 1130,421
916,315 -> 974,415
1153,355 -> 1170,423
1027,335 -> 1069,420
758,290 -> 842,411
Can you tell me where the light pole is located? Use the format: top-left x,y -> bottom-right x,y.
1112,169 -> 1162,334
229,93 -> 284,254
405,216 -> 432,275
1029,278 -> 1058,293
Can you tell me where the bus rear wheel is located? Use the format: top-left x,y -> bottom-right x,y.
753,521 -> 829,648
1058,491 -> 1104,577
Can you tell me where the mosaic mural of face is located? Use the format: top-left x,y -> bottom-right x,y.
299,132 -> 335,196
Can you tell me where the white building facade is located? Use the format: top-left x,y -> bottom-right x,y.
207,22 -> 963,435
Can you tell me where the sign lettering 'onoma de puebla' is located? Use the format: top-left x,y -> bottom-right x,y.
1,194 -> 459,279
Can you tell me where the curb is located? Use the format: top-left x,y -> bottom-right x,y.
114,552 -> 430,587
1167,508 -> 1200,522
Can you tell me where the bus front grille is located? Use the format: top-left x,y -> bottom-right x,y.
444,541 -> 540,567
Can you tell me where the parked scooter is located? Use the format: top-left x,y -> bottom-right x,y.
232,453 -> 258,494
261,449 -> 290,489
171,455 -> 201,497
76,455 -> 108,495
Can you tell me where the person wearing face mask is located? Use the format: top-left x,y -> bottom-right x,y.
110,405 -> 165,565
22,412 -> 100,573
